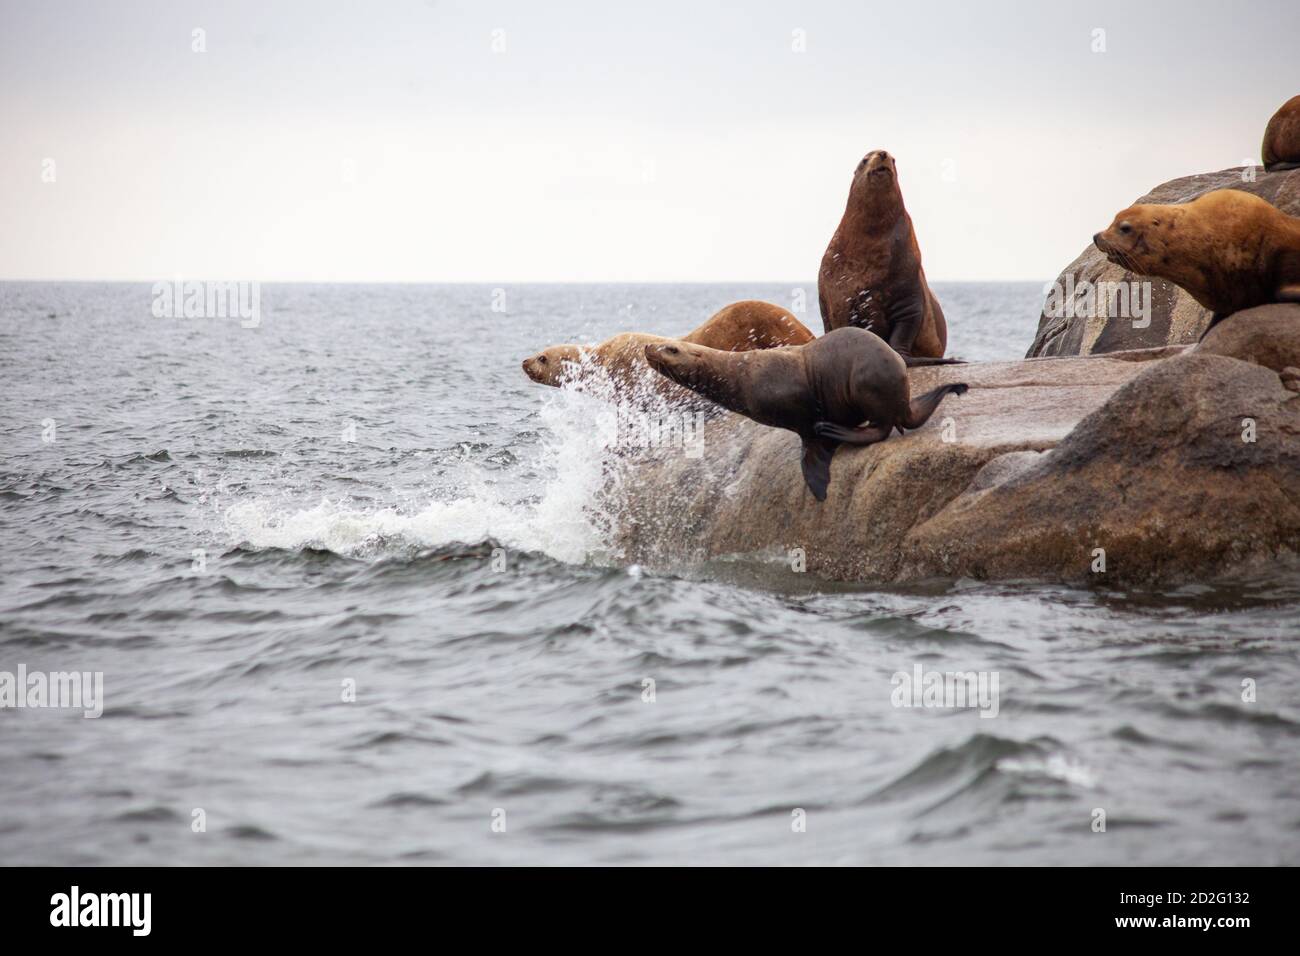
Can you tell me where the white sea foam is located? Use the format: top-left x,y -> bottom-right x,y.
220,368 -> 656,565
996,752 -> 1097,788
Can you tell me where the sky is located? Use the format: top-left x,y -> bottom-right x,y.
1,0 -> 1297,282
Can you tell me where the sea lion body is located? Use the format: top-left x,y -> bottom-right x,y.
684,299 -> 814,351
645,327 -> 967,500
1262,95 -> 1300,172
522,333 -> 670,390
818,150 -> 951,364
1093,189 -> 1300,333
521,301 -> 813,393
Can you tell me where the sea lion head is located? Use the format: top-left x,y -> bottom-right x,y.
1093,204 -> 1175,275
847,149 -> 903,219
856,149 -> 896,183
522,345 -> 582,386
643,341 -> 711,388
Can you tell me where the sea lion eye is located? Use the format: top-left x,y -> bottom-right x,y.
665,345 -> 680,355
538,355 -> 547,363
1118,222 -> 1133,235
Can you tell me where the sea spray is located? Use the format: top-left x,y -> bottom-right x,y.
217,356 -> 657,565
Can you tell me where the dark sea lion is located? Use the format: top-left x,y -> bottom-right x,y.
818,150 -> 955,365
1262,95 -> 1300,172
644,327 -> 968,501
1093,188 -> 1300,335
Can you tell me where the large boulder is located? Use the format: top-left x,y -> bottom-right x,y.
611,329 -> 1300,585
1197,303 -> 1300,374
1026,166 -> 1300,358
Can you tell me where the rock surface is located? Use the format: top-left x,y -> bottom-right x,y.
613,328 -> 1300,585
1198,304 -> 1300,374
1026,166 -> 1300,358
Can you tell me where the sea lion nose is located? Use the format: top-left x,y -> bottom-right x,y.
1093,233 -> 1102,245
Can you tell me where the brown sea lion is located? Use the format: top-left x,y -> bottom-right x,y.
1092,188 -> 1300,335
644,327 -> 968,501
521,301 -> 815,389
1262,95 -> 1300,172
684,300 -> 814,350
522,333 -> 668,390
818,150 -> 955,365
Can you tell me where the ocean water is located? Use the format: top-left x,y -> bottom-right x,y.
2,280 -> 1298,866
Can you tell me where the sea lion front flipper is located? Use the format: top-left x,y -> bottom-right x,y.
812,421 -> 892,445
799,437 -> 839,501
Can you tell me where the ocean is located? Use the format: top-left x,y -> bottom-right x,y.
2,280 -> 1298,865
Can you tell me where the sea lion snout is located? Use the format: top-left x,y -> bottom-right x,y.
865,150 -> 896,177
1094,213 -> 1148,266
521,352 -> 548,382
855,149 -> 896,179
644,342 -> 680,371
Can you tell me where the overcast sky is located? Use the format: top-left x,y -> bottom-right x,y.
2,0 -> 1296,282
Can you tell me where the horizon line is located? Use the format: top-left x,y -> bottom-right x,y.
0,277 -> 1052,286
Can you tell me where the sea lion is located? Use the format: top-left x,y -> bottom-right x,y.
683,300 -> 814,351
521,301 -> 814,390
522,333 -> 667,390
1262,95 -> 1300,172
644,327 -> 968,501
818,150 -> 954,365
1092,188 -> 1300,334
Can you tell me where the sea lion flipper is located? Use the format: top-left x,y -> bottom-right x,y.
880,288 -> 927,364
799,438 -> 838,501
901,383 -> 969,429
812,421 -> 892,445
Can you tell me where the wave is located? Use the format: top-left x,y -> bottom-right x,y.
218,369 -> 655,565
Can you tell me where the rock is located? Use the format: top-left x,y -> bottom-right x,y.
1026,166 -> 1300,358
1197,304 -> 1300,373
611,348 -> 1300,585
901,354 -> 1300,584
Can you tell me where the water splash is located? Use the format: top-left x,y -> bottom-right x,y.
218,360 -> 685,565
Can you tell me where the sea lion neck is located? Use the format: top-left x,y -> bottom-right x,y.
674,348 -> 750,415
841,176 -> 905,238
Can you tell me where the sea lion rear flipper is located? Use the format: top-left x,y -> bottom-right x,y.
799,438 -> 838,502
902,383 -> 969,429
